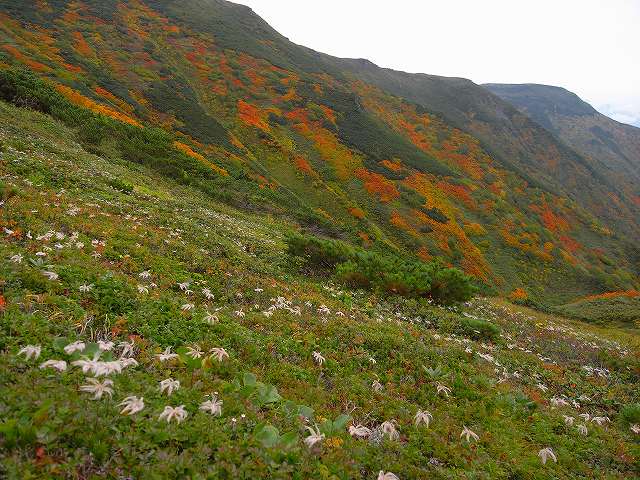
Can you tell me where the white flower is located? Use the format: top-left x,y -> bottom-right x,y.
80,378 -> 114,399
460,426 -> 479,443
369,356 -> 377,364
97,340 -> 114,351
118,396 -> 144,415
563,415 -> 575,426
536,383 -> 548,392
377,472 -> 399,480
199,395 -> 223,416
591,416 -> 610,426
71,355 -> 101,375
630,424 -> 640,434
578,413 -> 590,422
209,347 -> 229,362
158,405 -> 188,424
79,283 -> 94,293
372,380 -> 383,392
436,384 -> 451,397
139,271 -> 151,279
42,270 -> 58,281
348,424 -> 371,438
304,425 -> 325,448
118,341 -> 135,358
202,288 -> 214,300
119,357 -> 138,369
204,311 -> 219,324
550,397 -> 569,408
186,345 -> 204,359
414,410 -> 433,428
64,340 -> 86,355
254,287 -> 263,293
538,447 -> 557,465
177,282 -> 190,291
39,359 -> 67,372
577,424 -> 588,435
157,347 -> 179,362
159,378 -> 180,396
18,345 -> 42,360
380,420 -> 399,441
137,285 -> 149,294
181,303 -> 195,311
312,351 -> 325,366
234,309 -> 245,317
10,254 -> 23,263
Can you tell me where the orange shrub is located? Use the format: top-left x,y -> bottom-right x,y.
2,45 -> 50,72
55,84 -> 142,127
380,159 -> 403,172
173,141 -> 228,176
294,156 -> 315,176
583,290 -> 640,301
437,181 -> 476,209
72,31 -> 93,57
510,288 -> 528,301
349,207 -> 365,219
356,168 -> 400,202
237,100 -> 270,132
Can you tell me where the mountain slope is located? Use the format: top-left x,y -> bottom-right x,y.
485,83 -> 640,214
1,97 -> 639,479
0,0 -> 638,304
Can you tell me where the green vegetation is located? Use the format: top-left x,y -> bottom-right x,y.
287,233 -> 475,304
0,91 -> 639,479
555,295 -> 640,329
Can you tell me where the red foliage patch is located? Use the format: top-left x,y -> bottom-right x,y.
237,100 -> 270,132
356,168 -> 399,202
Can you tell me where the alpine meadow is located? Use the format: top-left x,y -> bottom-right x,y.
0,1 -> 638,479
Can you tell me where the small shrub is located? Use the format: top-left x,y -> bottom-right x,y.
108,178 -> 134,194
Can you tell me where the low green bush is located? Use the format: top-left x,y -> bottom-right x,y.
435,311 -> 500,340
287,233 -> 476,304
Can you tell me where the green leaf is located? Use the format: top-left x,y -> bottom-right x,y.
319,419 -> 334,436
279,431 -> 299,450
243,372 -> 257,387
258,384 -> 282,404
254,423 -> 280,448
52,337 -> 68,353
332,414 -> 351,432
297,405 -> 314,420
83,342 -> 100,357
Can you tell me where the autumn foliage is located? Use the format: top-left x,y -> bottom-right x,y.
356,168 -> 399,202
55,84 -> 142,127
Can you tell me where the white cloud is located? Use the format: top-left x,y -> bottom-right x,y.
234,0 -> 640,127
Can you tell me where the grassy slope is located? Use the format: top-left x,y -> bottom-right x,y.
1,104 -> 639,479
555,296 -> 640,329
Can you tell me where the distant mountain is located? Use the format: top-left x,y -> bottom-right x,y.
0,0 -> 638,302
485,83 -> 640,227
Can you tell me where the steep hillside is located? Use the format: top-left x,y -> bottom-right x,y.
485,83 -> 640,217
1,98 -> 639,479
0,0 -> 638,305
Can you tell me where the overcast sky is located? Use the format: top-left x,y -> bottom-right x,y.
234,0 -> 640,127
